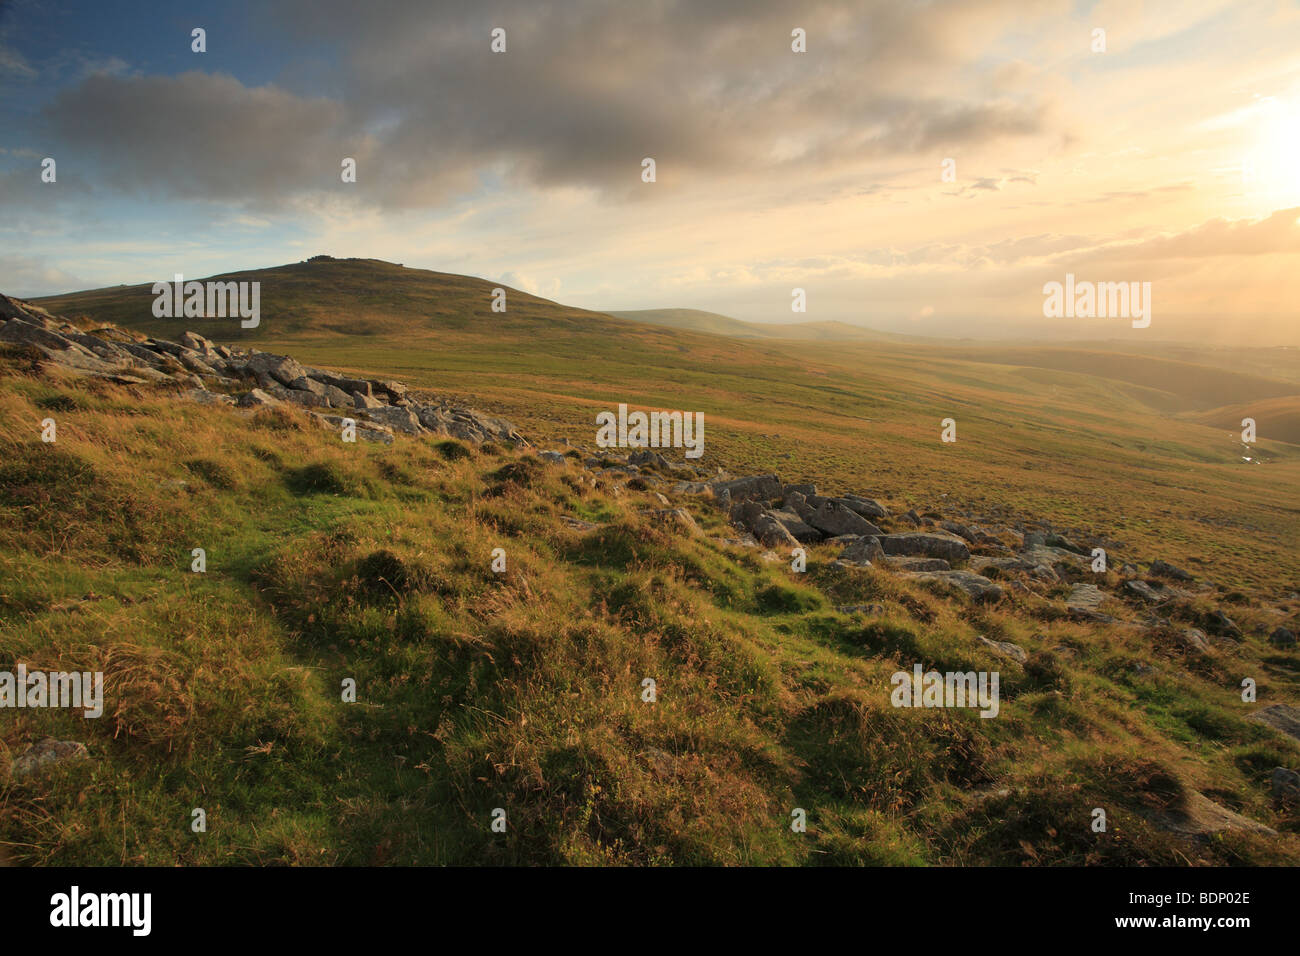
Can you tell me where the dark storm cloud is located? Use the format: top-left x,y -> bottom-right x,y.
39,71 -> 357,204
32,0 -> 1057,208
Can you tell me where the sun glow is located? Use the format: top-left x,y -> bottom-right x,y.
1246,98 -> 1300,206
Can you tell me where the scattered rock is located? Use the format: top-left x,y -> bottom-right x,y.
750,511 -> 800,549
1066,583 -> 1106,613
1205,609 -> 1242,640
1149,559 -> 1193,581
977,634 -> 1027,663
183,388 -> 236,406
244,351 -> 308,387
1269,626 -> 1296,649
838,535 -> 885,565
878,532 -> 970,564
1150,791 -> 1276,838
838,494 -> 889,519
835,603 -> 884,615
235,387 -> 281,408
711,474 -> 782,502
1271,767 -> 1300,803
645,508 -> 701,536
1125,580 -> 1180,603
809,499 -> 881,538
1248,704 -> 1300,742
884,556 -> 951,572
903,569 -> 1003,602
768,508 -> 822,543
365,405 -> 424,435
11,738 -> 89,778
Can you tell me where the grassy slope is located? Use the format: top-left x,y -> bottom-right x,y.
2,363 -> 1297,865
40,260 -> 1300,588
5,261 -> 1299,864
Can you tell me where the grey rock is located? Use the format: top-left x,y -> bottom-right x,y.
769,508 -> 823,543
972,555 -> 1056,581
309,413 -> 395,445
1205,609 -> 1242,640
323,384 -> 354,407
835,603 -> 884,615
365,405 -> 424,435
1044,532 -> 1088,555
783,490 -> 815,519
179,331 -> 217,354
644,508 -> 701,536
1269,627 -> 1296,649
940,520 -> 976,542
0,317 -> 78,351
244,351 -> 308,386
183,388 -> 236,406
11,737 -> 89,778
235,388 -> 282,408
1149,559 -> 1193,581
884,556 -> 951,572
1247,704 -> 1300,742
711,474 -> 782,503
878,532 -> 970,564
1150,791 -> 1276,838
1125,580 -> 1179,603
839,494 -> 889,519
538,451 -> 568,467
750,510 -> 801,549
977,634 -> 1027,662
629,449 -> 670,469
904,569 -> 1003,602
1067,583 -> 1106,612
839,535 -> 885,565
283,389 -> 329,408
1271,767 -> 1300,802
809,499 -> 882,538
288,375 -> 329,397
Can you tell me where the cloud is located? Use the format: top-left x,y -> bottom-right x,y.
28,0 -> 1057,209
0,253 -> 90,297
0,42 -> 33,77
36,71 -> 363,206
1060,207 -> 1300,265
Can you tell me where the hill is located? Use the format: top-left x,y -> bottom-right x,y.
34,257 -> 639,346
1182,395 -> 1300,447
607,308 -> 917,342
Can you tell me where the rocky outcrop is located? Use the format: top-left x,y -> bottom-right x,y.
0,293 -> 529,449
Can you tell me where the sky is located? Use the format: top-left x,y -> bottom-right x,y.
2,0 -> 1299,344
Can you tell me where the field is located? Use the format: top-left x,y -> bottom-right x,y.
3,258 -> 1298,865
